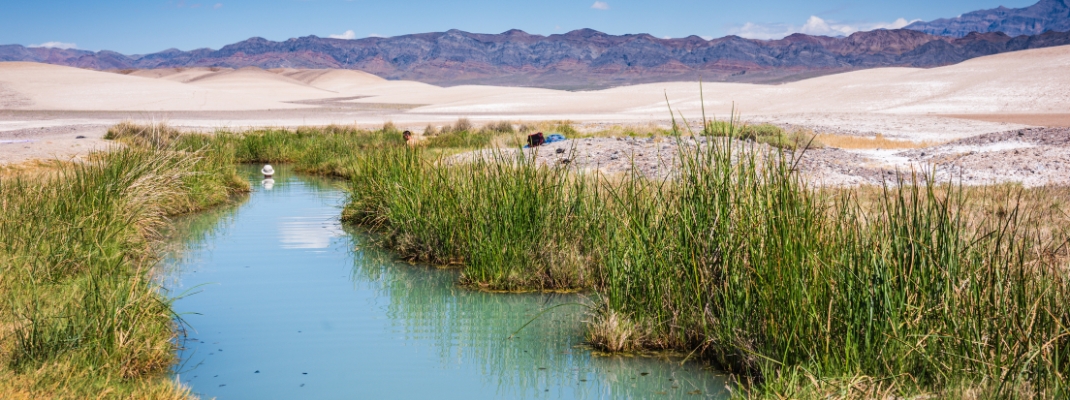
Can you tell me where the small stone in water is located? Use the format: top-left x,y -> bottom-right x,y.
255,370 -> 260,373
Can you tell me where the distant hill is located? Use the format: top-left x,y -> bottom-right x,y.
2,28 -> 1070,89
905,0 -> 1070,38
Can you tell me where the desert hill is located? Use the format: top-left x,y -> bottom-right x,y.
1,28 -> 1067,89
906,0 -> 1070,38
1,44 -> 1067,121
0,62 -> 312,111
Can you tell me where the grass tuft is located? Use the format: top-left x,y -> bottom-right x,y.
0,142 -> 245,398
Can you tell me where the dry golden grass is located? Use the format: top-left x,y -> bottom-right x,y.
816,133 -> 940,149
583,122 -> 672,138
0,159 -> 71,179
517,120 -> 577,134
585,308 -> 642,352
832,183 -> 1070,266
0,364 -> 194,400
105,120 -> 183,149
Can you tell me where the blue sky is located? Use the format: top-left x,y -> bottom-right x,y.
0,0 -> 1039,54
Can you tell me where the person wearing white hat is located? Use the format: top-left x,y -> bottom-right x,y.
261,164 -> 275,178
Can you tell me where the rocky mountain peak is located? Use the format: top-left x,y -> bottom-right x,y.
905,0 -> 1070,37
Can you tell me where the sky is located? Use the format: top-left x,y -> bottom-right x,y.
0,0 -> 1041,54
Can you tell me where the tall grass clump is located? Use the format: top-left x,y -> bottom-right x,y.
105,120 -> 184,149
703,118 -> 821,150
342,147 -> 605,290
590,115 -> 1069,397
0,144 -> 245,398
292,109 -> 1067,396
172,126 -> 409,177
424,118 -> 516,150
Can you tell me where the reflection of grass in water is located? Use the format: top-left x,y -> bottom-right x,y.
155,194 -> 247,287
346,227 -> 726,398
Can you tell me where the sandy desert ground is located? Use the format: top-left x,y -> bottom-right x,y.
2,45 -> 1069,185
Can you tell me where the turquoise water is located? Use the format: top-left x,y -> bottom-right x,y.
164,166 -> 730,399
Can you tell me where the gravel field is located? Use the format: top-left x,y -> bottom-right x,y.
456,127 -> 1070,187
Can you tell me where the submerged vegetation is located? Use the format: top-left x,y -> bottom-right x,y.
5,115 -> 1068,398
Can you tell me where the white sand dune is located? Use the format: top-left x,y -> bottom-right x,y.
0,45 -> 1067,139
129,67 -> 236,83
346,84 -> 558,106
181,67 -> 339,101
4,45 -> 1067,116
273,69 -> 386,94
393,45 -> 1070,119
0,63 -> 308,111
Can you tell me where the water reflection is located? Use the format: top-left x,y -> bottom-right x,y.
164,165 -> 730,399
279,215 -> 345,249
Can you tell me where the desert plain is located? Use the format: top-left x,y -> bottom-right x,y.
2,44 -> 1069,186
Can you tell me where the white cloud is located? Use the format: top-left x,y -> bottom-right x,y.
29,41 -> 77,50
214,3 -> 223,9
728,16 -> 919,40
367,33 -> 385,38
591,1 -> 609,10
328,30 -> 357,39
700,35 -> 713,40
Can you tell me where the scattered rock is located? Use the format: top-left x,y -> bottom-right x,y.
453,127 -> 1070,187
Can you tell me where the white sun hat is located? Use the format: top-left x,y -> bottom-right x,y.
261,164 -> 275,176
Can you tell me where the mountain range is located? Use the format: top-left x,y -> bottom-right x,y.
905,0 -> 1070,38
1,0 -> 1068,89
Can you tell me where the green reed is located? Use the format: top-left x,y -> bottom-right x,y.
0,144 -> 244,398
330,123 -> 1067,397
341,147 -> 605,290
592,123 -> 1068,397
101,118 -> 1070,398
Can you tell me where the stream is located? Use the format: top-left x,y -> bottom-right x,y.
162,165 -> 730,399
